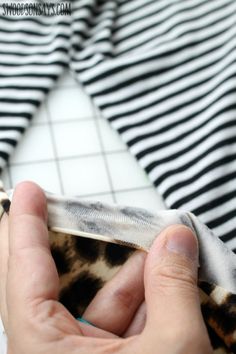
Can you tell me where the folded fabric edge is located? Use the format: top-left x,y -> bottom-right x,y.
5,188 -> 236,294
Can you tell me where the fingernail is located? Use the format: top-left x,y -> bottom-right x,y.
77,317 -> 95,327
166,226 -> 198,261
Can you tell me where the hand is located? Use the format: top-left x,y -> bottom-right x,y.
0,182 -> 212,354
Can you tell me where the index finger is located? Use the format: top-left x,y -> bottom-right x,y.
7,182 -> 59,323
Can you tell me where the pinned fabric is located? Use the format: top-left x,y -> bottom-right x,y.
1,188 -> 236,353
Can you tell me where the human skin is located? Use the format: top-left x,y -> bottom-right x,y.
0,181 -> 213,354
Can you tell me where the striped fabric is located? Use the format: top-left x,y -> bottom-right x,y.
0,0 -> 236,251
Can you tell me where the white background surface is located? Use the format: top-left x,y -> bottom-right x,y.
1,70 -> 165,210
0,70 -> 165,352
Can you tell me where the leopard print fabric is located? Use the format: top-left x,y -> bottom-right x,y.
0,185 -> 235,354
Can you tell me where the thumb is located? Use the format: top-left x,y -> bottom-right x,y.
144,225 -> 208,341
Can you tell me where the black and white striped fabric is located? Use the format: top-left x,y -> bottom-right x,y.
0,0 -> 236,251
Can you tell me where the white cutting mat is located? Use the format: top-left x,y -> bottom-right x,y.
1,69 -> 165,211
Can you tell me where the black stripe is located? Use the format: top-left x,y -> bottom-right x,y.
0,138 -> 17,146
0,98 -> 40,106
123,93 -> 236,143
170,170 -> 236,209
72,2 -> 114,17
100,45 -> 235,113
160,154 -> 236,198
146,135 -> 236,176
153,152 -> 236,188
0,47 -> 68,56
206,209 -> 236,229
108,46 -> 236,125
114,0 -> 233,47
0,15 -> 69,27
0,151 -> 9,160
83,21 -> 235,86
115,0 -> 168,21
72,17 -> 114,42
0,126 -> 25,133
0,27 -> 69,38
0,86 -> 50,94
0,112 -> 31,119
220,229 -> 236,243
190,190 -> 235,216
0,61 -> 67,67
113,1 -> 171,34
0,73 -> 61,79
135,107 -> 236,163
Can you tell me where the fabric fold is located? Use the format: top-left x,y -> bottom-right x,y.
1,187 -> 236,353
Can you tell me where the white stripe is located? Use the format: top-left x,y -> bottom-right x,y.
139,128 -> 236,183
70,54 -> 103,71
202,203 -> 236,229
169,179 -> 236,212
118,0 -> 173,15
117,0 -> 181,27
130,95 -> 236,163
148,144 -> 236,192
72,9 -> 115,35
115,0 -> 231,50
192,198 -> 236,224
0,118 -> 29,127
0,142 -> 14,154
73,42 -> 114,61
117,1 -> 236,53
85,21 -> 236,104
79,11 -> 236,84
0,89 -> 44,100
114,64 -> 236,143
0,102 -> 37,113
0,64 -> 63,75
97,37 -> 236,116
0,52 -> 68,65
127,100 -> 236,166
0,17 -> 70,33
0,130 -> 22,140
0,37 -> 69,55
0,77 -> 55,87
72,0 -> 94,8
165,160 -> 236,207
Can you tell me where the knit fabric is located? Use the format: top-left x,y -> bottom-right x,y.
0,1 -> 236,353
0,0 -> 236,247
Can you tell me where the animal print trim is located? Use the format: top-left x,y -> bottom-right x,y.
0,187 -> 235,353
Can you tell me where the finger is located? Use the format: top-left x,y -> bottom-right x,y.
78,320 -> 118,339
83,250 -> 146,335
143,225 -> 210,345
0,212 -> 9,329
123,302 -> 146,337
7,182 -> 60,325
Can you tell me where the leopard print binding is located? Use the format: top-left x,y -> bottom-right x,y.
0,186 -> 235,354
